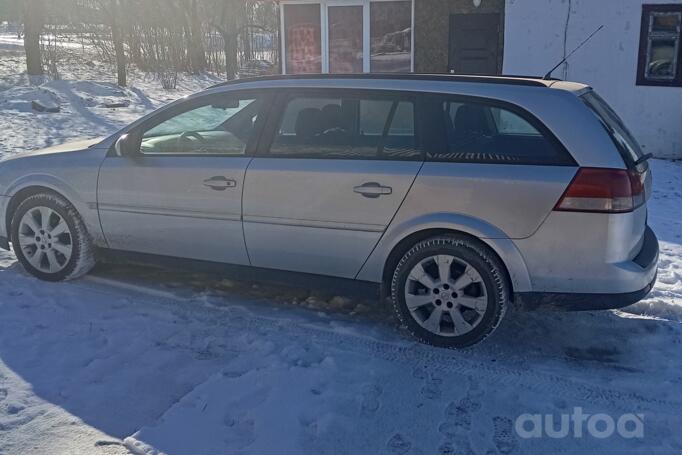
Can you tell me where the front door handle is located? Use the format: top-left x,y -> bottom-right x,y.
203,176 -> 237,191
353,182 -> 393,198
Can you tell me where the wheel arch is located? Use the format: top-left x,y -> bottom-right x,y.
4,183 -> 94,244
380,229 -> 518,299
357,213 -> 533,297
6,186 -> 65,238
3,172 -> 106,248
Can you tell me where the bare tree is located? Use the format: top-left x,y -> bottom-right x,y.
110,0 -> 127,86
208,0 -> 239,79
123,0 -> 142,67
11,0 -> 279,85
23,0 -> 45,76
182,0 -> 206,73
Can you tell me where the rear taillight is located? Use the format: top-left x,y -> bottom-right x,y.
554,167 -> 646,213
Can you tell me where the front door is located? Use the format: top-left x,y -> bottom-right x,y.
97,91 -> 268,264
242,89 -> 424,278
448,13 -> 501,75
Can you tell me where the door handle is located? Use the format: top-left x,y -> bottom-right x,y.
203,176 -> 237,191
353,182 -> 393,198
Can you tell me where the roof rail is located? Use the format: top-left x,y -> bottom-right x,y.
502,73 -> 563,81
208,73 -> 549,89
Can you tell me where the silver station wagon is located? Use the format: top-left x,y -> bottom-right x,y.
0,74 -> 659,348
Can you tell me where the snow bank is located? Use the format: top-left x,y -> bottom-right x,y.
0,49 -> 221,158
624,159 -> 682,321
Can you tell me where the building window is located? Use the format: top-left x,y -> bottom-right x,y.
281,0 -> 414,74
637,4 -> 682,86
283,3 -> 322,74
370,1 -> 412,72
329,5 -> 364,73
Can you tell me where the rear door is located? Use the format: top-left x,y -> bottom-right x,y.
242,89 -> 423,278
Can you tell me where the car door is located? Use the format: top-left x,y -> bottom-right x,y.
242,89 -> 424,278
97,90 -> 269,264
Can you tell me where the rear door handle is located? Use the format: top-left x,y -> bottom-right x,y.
353,182 -> 393,198
203,176 -> 237,191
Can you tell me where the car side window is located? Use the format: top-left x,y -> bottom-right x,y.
431,97 -> 572,165
268,92 -> 421,160
139,95 -> 263,155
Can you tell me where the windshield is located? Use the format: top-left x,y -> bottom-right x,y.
581,91 -> 644,166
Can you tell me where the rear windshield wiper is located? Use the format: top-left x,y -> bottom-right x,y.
634,153 -> 653,166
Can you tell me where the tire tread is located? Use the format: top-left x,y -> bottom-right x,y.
390,235 -> 508,348
11,193 -> 95,281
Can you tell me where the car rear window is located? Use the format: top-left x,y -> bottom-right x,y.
581,91 -> 644,166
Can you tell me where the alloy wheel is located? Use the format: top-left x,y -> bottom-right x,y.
404,254 -> 488,337
17,206 -> 73,274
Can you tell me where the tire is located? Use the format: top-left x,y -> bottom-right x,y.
390,235 -> 509,348
10,192 -> 95,282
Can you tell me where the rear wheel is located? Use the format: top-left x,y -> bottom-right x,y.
11,193 -> 95,282
390,235 -> 508,348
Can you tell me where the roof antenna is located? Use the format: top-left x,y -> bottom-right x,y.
543,25 -> 604,80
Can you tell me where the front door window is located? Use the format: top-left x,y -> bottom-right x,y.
138,97 -> 263,155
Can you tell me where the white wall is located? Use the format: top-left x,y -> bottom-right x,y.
504,0 -> 682,159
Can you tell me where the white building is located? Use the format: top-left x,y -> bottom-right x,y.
504,0 -> 682,159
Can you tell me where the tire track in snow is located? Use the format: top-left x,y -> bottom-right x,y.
73,276 -> 682,415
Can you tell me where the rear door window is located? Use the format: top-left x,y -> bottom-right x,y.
429,96 -> 574,165
581,91 -> 644,166
267,91 -> 422,160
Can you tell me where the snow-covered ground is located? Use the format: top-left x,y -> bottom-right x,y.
1,37 -> 682,455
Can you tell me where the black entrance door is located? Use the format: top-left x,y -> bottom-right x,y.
448,13 -> 501,75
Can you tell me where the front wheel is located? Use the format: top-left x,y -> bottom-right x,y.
390,235 -> 509,348
11,193 -> 95,282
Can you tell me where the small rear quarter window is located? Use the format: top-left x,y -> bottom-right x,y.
429,97 -> 574,165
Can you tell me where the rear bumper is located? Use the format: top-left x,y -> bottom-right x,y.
515,226 -> 659,311
514,273 -> 656,311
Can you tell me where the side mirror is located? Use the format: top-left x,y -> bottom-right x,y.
114,134 -> 137,157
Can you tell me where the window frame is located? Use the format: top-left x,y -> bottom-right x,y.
120,90 -> 274,158
637,4 -> 682,87
282,2 -> 324,74
424,93 -> 577,166
258,88 -> 425,161
280,0 -> 415,74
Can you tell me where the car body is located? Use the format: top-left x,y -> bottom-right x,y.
0,74 -> 659,347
